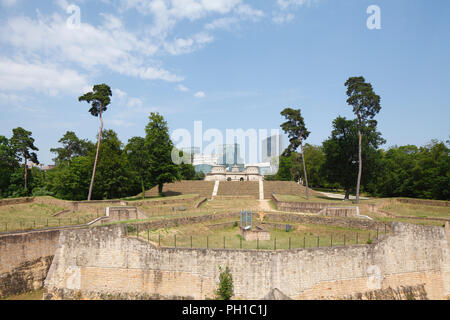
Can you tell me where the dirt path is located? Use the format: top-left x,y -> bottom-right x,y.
258,200 -> 274,212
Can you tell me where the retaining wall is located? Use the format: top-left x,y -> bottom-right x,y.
43,222 -> 449,300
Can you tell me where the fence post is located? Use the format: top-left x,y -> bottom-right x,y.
317,236 -> 319,247
191,236 -> 193,248
224,237 -> 226,249
207,236 -> 209,249
377,228 -> 379,240
369,232 -> 371,242
257,239 -> 259,250
356,233 -> 358,244
158,233 -> 161,247
331,235 -> 333,247
385,224 -> 387,234
240,237 -> 242,249
274,238 -> 277,250
289,237 -> 291,250
5,223 -> 7,232
174,235 -> 176,248
303,236 -> 306,249
344,235 -> 346,246
147,229 -> 149,242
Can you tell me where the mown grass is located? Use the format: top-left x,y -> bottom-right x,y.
135,220 -> 383,250
275,194 -> 371,204
380,202 -> 450,220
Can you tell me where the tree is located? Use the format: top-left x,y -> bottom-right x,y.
46,157 -> 91,201
79,84 -> 112,201
50,131 -> 92,165
322,116 -> 385,200
215,266 -> 234,300
345,76 -> 381,204
280,108 -> 311,199
10,127 -> 39,192
125,136 -> 150,199
89,130 -> 139,200
0,135 -> 19,197
145,112 -> 180,196
302,144 -> 326,188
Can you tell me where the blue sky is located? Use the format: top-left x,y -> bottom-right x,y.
0,0 -> 449,165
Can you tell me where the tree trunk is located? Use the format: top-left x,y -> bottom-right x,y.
345,189 -> 350,201
141,177 -> 145,200
356,119 -> 363,204
24,156 -> 27,191
300,139 -> 310,200
87,108 -> 103,201
158,184 -> 163,197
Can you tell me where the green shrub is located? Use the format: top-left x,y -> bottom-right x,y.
215,266 -> 234,300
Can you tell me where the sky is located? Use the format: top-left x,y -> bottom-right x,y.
0,0 -> 449,165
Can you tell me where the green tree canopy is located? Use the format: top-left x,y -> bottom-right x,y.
145,112 -> 180,195
125,136 -> 150,199
345,76 -> 381,203
280,107 -> 311,199
322,116 -> 385,199
10,127 -> 39,192
50,131 -> 93,164
79,83 -> 112,201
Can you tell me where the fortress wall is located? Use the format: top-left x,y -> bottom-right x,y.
44,223 -> 449,300
0,229 -> 60,298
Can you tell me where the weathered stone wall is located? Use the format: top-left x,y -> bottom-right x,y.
263,213 -> 389,231
44,222 -> 449,300
319,207 -> 358,218
241,227 -> 271,241
272,194 -> 342,213
0,230 -> 60,298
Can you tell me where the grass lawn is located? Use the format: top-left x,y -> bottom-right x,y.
380,202 -> 450,220
275,194 -> 369,204
136,219 -> 383,250
1,289 -> 43,300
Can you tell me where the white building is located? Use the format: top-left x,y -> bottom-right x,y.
205,165 -> 263,182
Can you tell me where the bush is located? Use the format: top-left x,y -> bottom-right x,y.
215,266 -> 234,300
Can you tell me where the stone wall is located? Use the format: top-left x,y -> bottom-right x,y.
272,194 -> 342,213
240,226 -> 271,241
319,207 -> 358,218
44,222 -> 449,300
0,229 -> 60,298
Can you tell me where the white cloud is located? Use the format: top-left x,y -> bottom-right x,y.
176,84 -> 189,92
164,32 -> 214,55
127,97 -> 143,109
0,58 -> 89,96
194,91 -> 206,98
273,0 -> 314,24
0,13 -> 182,83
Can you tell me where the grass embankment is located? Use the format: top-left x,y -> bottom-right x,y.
122,194 -> 200,202
370,201 -> 450,227
275,194 -> 373,204
135,220 -> 383,250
